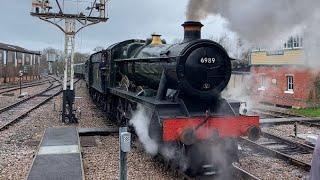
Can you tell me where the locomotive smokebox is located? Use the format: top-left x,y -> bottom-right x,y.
182,21 -> 204,42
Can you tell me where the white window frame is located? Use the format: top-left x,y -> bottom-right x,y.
258,74 -> 266,91
284,36 -> 303,50
3,50 -> 7,65
285,75 -> 294,94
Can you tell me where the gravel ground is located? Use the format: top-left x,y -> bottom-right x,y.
291,154 -> 313,164
0,79 -> 182,180
0,80 -> 105,180
238,144 -> 310,180
82,136 -> 181,180
1,79 -> 315,180
261,124 -> 319,165
263,124 -> 320,145
254,136 -> 313,164
264,124 -> 320,137
0,83 -> 52,109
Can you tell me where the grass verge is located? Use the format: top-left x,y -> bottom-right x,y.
292,108 -> 320,117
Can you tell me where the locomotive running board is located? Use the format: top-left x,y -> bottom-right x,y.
108,88 -> 180,109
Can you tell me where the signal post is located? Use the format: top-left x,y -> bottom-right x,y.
30,0 -> 108,123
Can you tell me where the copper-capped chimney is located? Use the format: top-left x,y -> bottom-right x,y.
182,21 -> 204,42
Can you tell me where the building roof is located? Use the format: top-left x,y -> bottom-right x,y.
0,42 -> 41,55
250,48 -> 304,66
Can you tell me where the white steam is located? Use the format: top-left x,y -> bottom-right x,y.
201,15 -> 248,59
187,0 -> 320,67
129,105 -> 158,155
222,74 -> 255,112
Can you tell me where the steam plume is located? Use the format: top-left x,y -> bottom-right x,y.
129,104 -> 158,155
186,0 -> 320,66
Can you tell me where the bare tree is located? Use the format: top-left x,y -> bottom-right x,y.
93,46 -> 104,52
74,52 -> 89,64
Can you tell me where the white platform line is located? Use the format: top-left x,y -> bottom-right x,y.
38,145 -> 79,155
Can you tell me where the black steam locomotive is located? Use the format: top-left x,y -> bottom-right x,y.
77,21 -> 260,176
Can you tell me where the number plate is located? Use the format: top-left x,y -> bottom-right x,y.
200,57 -> 216,64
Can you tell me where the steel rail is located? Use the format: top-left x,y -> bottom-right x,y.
261,131 -> 314,151
298,121 -> 320,128
239,137 -> 311,171
251,109 -> 287,118
0,80 -> 51,95
232,164 -> 260,180
0,80 -> 44,90
0,78 -> 80,131
0,82 -> 57,114
0,85 -> 63,131
152,145 -> 260,180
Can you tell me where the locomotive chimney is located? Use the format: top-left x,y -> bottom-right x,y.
182,21 -> 203,42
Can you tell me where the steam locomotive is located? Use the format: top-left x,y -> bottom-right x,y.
77,21 -> 260,176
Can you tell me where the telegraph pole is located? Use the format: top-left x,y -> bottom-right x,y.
31,0 -> 108,123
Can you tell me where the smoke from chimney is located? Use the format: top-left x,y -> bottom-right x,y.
186,0 -> 320,66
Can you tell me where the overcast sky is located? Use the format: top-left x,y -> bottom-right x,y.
0,0 -> 231,53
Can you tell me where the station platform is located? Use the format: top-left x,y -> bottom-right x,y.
27,127 -> 84,180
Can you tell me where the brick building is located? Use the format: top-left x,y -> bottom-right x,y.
250,37 -> 320,108
0,43 -> 41,84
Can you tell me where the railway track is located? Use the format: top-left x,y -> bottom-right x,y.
239,131 -> 312,171
0,78 -> 51,95
0,78 -> 80,131
232,165 -> 260,180
261,131 -> 314,151
0,78 -> 63,131
153,149 -> 259,180
298,121 -> 320,128
255,106 -> 320,130
172,163 -> 260,180
251,108 -> 294,118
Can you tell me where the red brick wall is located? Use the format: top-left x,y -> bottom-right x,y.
251,66 -> 318,108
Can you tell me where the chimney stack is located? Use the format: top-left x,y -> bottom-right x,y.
182,21 -> 203,42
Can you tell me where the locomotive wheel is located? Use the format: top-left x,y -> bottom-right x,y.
116,98 -> 130,126
108,97 -> 118,124
116,99 -> 123,125
184,138 -> 238,177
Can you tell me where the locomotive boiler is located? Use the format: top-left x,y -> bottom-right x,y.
83,21 -> 260,176
116,21 -> 231,102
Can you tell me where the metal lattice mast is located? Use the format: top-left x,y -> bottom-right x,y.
31,0 -> 108,123
64,19 -> 76,91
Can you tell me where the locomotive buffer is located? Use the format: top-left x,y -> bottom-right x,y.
30,0 -> 108,123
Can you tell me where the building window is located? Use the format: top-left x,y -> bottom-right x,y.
284,36 -> 303,49
7,51 -> 14,64
258,74 -> 266,90
287,76 -> 294,90
285,75 -> 294,94
25,56 -> 30,65
17,53 -> 22,65
266,50 -> 284,56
